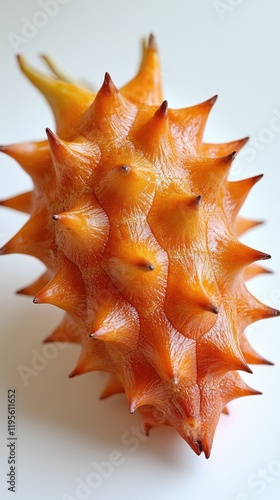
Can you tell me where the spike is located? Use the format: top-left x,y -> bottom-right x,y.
81,73 -> 137,142
135,259 -> 155,271
69,337 -> 114,377
17,270 -> 53,296
40,54 -> 77,84
126,385 -> 159,414
193,194 -> 202,206
207,303 -> 219,314
89,327 -> 108,338
223,174 -> 263,226
52,202 -> 109,266
147,187 -> 203,249
138,405 -> 166,435
135,100 -> 175,162
52,203 -> 108,238
46,128 -> 100,186
169,95 -> 218,152
164,258 -> 220,340
33,259 -> 86,317
239,329 -> 273,365
116,351 -> 167,414
188,151 -> 236,202
243,263 -> 272,281
121,34 -> 163,105
197,308 -> 252,378
138,314 -> 188,383
102,226 -> 169,314
0,191 -> 33,214
220,371 -> 262,405
234,217 -> 263,237
236,285 -> 280,334
89,300 -> 139,350
197,371 -> 261,458
93,155 -> 156,217
41,54 -> 95,92
120,164 -> 131,173
0,208 -> 55,267
147,33 -> 157,50
17,55 -> 94,138
0,141 -> 51,186
156,99 -> 168,117
104,72 -> 117,95
43,314 -> 81,344
99,374 -> 125,400
208,219 -> 271,286
202,136 -> 249,157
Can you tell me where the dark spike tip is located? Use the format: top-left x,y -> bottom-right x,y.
16,54 -> 24,70
253,219 -> 265,227
68,369 -> 79,379
261,253 -> 271,261
249,173 -> 264,185
52,214 -> 61,221
46,127 -> 60,146
33,297 -> 40,304
195,440 -> 203,454
120,165 -> 131,174
136,259 -> 155,271
144,424 -> 152,437
156,100 -> 168,118
207,303 -> 219,314
129,405 -> 135,414
204,449 -> 211,459
240,136 -> 250,146
102,72 -> 118,95
89,332 -> 96,338
263,359 -> 274,366
244,364 -> 253,375
271,308 -> 280,317
209,94 -> 218,106
192,194 -> 202,207
224,150 -> 237,163
42,336 -> 53,344
147,33 -> 157,51
251,389 -> 263,396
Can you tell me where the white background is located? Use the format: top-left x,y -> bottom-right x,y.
1,1 -> 280,499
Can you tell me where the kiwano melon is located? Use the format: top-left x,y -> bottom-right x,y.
1,34 -> 279,458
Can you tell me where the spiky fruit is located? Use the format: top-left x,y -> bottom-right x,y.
1,35 -> 279,458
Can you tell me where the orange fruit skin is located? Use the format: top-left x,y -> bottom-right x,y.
1,35 -> 279,458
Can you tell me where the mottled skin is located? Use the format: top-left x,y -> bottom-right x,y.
1,35 -> 279,458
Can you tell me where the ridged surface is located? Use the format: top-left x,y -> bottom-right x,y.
1,35 -> 279,458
